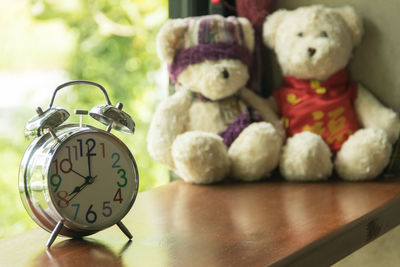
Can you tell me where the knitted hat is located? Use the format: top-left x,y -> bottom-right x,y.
168,15 -> 253,83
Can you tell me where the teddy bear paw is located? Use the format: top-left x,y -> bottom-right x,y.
280,132 -> 333,181
172,131 -> 231,184
335,128 -> 392,181
228,122 -> 282,181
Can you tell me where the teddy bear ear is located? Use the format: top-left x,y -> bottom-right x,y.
156,19 -> 187,63
333,6 -> 364,46
262,9 -> 289,49
237,17 -> 255,52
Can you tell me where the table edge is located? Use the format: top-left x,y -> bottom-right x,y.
271,194 -> 400,266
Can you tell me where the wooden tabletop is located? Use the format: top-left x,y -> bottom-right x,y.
2,179 -> 400,267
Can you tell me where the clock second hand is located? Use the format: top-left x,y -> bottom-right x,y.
67,175 -> 97,202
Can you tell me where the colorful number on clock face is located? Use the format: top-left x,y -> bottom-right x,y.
48,131 -> 137,230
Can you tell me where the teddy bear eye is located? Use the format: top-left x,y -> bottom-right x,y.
297,32 -> 304,37
320,31 -> 328,38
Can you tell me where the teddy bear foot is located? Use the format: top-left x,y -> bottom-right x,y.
171,131 -> 231,184
335,128 -> 392,181
228,122 -> 282,181
280,132 -> 333,181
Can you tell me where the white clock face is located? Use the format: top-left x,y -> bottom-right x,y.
47,131 -> 138,230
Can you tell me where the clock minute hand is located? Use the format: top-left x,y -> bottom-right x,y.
87,153 -> 95,178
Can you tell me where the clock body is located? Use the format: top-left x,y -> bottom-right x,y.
19,124 -> 139,237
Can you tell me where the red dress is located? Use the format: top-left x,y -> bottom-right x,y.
273,69 -> 359,153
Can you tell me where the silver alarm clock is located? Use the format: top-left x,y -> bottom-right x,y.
19,81 -> 139,247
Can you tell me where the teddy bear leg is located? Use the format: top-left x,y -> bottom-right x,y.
335,128 -> 392,181
228,122 -> 282,181
280,132 -> 333,181
171,131 -> 231,184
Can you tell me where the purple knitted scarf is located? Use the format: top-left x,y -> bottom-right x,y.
168,42 -> 252,83
219,113 -> 262,147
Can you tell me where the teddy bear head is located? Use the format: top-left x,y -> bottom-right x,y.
263,5 -> 364,81
157,15 -> 254,100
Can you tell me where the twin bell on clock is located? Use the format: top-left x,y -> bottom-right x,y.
19,80 -> 139,248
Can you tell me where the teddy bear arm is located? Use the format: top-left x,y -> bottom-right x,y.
267,95 -> 280,113
354,85 -> 400,144
147,90 -> 192,169
239,88 -> 285,139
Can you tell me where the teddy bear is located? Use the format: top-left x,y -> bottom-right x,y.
147,15 -> 284,184
262,5 -> 400,181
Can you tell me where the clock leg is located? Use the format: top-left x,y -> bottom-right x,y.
117,221 -> 133,240
46,220 -> 64,248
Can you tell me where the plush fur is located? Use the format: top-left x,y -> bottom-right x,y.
280,131 -> 333,181
263,5 -> 400,181
148,15 -> 284,184
263,5 -> 362,81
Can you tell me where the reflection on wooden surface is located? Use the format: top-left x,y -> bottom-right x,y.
33,238 -> 131,267
2,180 -> 400,266
129,180 -> 400,266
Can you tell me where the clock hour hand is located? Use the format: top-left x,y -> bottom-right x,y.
62,161 -> 89,181
69,168 -> 87,181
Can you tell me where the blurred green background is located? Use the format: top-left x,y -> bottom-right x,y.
0,0 -> 169,239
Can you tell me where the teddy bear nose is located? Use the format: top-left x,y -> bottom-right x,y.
222,69 -> 230,79
308,47 -> 317,57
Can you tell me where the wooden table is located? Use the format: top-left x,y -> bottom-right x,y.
2,179 -> 400,266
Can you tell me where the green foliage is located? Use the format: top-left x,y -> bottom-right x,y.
0,137 -> 36,238
0,0 -> 169,239
30,0 -> 169,192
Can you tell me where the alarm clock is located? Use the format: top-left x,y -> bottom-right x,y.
19,81 -> 139,247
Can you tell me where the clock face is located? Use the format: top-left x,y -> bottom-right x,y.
47,130 -> 138,230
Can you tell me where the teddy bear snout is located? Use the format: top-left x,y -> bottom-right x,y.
221,69 -> 230,79
308,47 -> 317,57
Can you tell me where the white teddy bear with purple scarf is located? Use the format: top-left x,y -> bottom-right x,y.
147,15 -> 284,184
